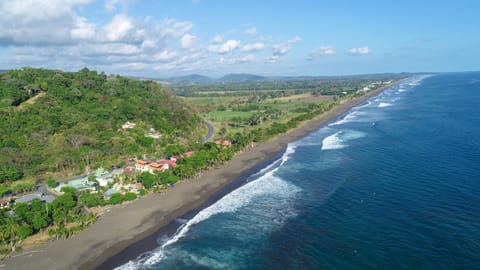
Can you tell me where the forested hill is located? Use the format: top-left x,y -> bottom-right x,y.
0,67 -> 202,181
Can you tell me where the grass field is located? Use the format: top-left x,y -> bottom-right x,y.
184,93 -> 335,138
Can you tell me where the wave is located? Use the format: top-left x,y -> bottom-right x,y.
398,88 -> 407,92
281,144 -> 297,165
321,131 -> 345,150
378,102 -> 392,108
321,130 -> 366,151
116,165 -> 301,269
329,111 -> 359,126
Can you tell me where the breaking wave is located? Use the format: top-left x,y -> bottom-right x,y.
321,130 -> 366,151
378,102 -> 392,108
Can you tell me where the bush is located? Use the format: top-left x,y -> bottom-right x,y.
108,193 -> 123,205
60,186 -> 76,194
124,192 -> 137,201
47,178 -> 57,188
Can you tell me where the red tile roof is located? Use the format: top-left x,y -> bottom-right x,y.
136,160 -> 149,165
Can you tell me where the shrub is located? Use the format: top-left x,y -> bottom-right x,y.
124,192 -> 137,201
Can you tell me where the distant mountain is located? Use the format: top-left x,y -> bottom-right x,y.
169,74 -> 213,83
218,73 -> 267,82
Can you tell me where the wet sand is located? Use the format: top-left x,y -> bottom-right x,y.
2,82 -> 398,270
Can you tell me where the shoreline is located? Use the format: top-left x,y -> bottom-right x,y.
2,81 -> 401,270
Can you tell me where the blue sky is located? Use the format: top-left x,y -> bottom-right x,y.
0,0 -> 479,77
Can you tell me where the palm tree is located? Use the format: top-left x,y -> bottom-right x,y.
4,218 -> 19,252
84,212 -> 97,227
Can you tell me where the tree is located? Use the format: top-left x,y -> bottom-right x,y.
137,172 -> 155,189
0,184 -> 9,196
32,214 -> 48,232
18,224 -> 33,240
4,218 -> 19,250
47,177 -> 57,188
79,192 -> 103,208
14,203 -> 32,224
52,193 -> 76,212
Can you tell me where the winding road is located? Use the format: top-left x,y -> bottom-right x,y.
203,121 -> 215,142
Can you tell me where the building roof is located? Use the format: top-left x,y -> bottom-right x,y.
157,159 -> 177,167
149,162 -> 163,168
215,140 -> 232,147
136,160 -> 149,165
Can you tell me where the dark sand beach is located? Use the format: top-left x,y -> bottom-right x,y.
1,82 -> 398,270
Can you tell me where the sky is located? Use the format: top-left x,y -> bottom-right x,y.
0,0 -> 479,77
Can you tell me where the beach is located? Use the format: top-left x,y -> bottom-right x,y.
2,83 -> 397,270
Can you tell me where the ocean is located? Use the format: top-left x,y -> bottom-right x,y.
116,73 -> 480,270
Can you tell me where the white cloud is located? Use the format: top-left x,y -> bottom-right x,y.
71,16 -> 96,40
0,1 -> 310,76
266,55 -> 280,63
103,14 -> 135,42
272,36 -> 301,56
241,42 -> 265,52
347,46 -> 370,55
180,34 -> 197,49
208,40 -> 240,54
153,50 -> 177,62
0,0 -> 92,45
244,26 -> 257,35
156,19 -> 193,39
307,46 -> 336,60
265,36 -> 301,63
104,0 -> 119,12
212,35 -> 224,43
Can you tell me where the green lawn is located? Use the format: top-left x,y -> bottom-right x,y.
183,93 -> 334,138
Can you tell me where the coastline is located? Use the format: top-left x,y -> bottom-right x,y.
2,81 -> 400,270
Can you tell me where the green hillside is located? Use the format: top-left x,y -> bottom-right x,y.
0,67 -> 202,181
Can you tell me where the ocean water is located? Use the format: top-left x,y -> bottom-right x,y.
117,73 -> 480,270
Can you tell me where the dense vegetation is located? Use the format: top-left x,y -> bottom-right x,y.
0,68 -> 203,182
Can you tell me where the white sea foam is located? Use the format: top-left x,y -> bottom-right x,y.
321,130 -> 366,151
116,167 -> 301,269
281,144 -> 297,165
329,111 -> 358,126
398,88 -> 407,92
378,102 -> 392,108
321,131 -> 345,150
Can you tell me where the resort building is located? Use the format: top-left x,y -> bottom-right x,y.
215,140 -> 232,147
54,177 -> 97,193
148,162 -> 168,173
135,159 -> 177,174
95,167 -> 113,187
135,160 -> 151,172
146,128 -> 162,139
122,121 -> 136,129
170,151 -> 194,161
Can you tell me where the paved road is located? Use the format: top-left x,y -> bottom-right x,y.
203,121 -> 215,142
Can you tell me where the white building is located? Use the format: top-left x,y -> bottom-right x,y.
122,121 -> 136,129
